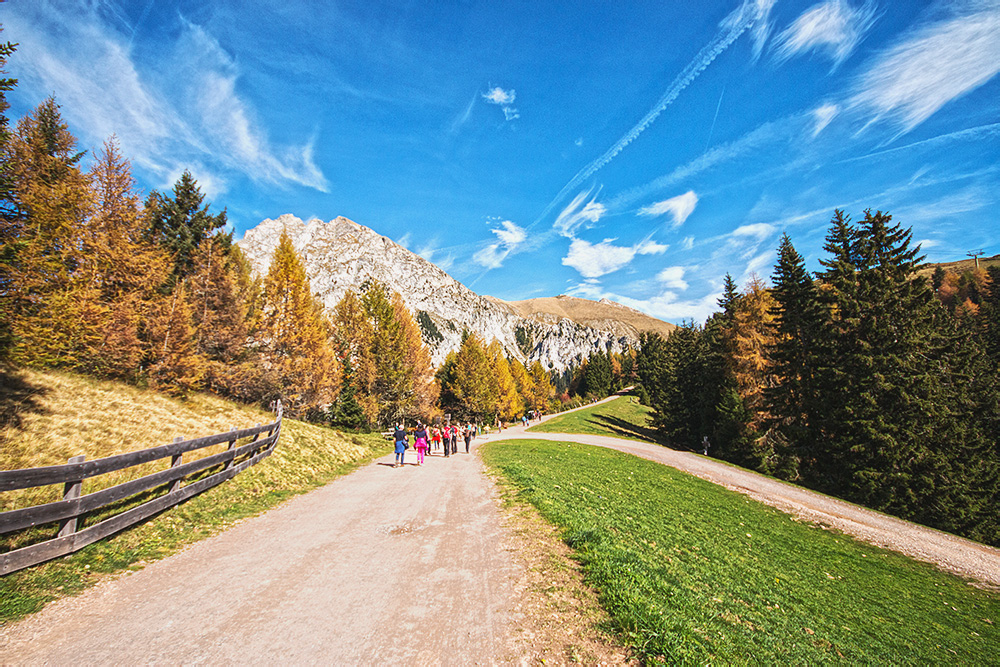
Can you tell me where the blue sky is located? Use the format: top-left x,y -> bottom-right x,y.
4,0 -> 999,323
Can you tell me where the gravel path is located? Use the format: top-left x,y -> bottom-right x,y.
4,397 -> 998,663
0,447 -> 524,664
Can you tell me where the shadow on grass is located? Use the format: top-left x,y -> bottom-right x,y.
586,413 -> 668,445
0,368 -> 49,432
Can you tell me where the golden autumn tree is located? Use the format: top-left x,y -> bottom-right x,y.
3,98 -> 94,367
82,136 -> 170,379
728,275 -> 777,427
392,291 -> 439,421
487,340 -> 522,421
529,360 -> 554,415
509,358 -> 534,416
148,281 -> 204,396
260,231 -> 340,416
333,289 -> 378,425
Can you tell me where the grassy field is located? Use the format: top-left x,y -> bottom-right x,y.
482,439 -> 999,665
0,368 -> 390,623
529,395 -> 661,442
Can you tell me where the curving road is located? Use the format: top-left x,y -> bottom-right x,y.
3,397 -> 998,663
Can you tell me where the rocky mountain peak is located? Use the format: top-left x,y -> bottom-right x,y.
238,215 -> 674,370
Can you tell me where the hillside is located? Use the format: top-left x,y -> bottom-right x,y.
917,253 -> 1000,277
238,215 -> 674,369
503,295 -> 676,339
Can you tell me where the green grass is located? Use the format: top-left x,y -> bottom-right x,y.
529,395 -> 660,442
482,439 -> 999,665
0,368 -> 390,624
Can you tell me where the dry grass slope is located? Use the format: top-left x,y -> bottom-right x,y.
504,295 -> 676,338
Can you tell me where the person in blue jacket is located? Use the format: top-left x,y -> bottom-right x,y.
393,423 -> 408,467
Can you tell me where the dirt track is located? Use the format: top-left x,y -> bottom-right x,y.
3,397 -> 999,663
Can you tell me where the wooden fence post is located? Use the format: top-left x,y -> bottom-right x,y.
224,427 -> 237,470
57,455 -> 86,538
169,437 -> 183,493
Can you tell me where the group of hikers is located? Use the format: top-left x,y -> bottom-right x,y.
391,422 -> 477,467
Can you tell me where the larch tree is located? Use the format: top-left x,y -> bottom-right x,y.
528,360 -> 554,415
487,340 -> 522,421
148,280 -> 204,397
4,98 -> 94,367
333,289 -> 378,425
261,231 -> 340,416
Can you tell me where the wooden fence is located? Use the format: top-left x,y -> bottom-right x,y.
0,401 -> 283,575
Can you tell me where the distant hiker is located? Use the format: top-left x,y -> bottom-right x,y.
521,415 -> 528,427
414,423 -> 429,465
393,424 -> 408,467
464,425 -> 472,453
701,436 -> 711,456
431,426 -> 441,453
450,425 -> 459,455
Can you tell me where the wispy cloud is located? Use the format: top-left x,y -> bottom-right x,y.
533,0 -> 775,227
638,190 -> 699,227
449,93 -> 477,133
811,103 -> 839,136
4,2 -> 329,195
562,237 -> 666,279
473,219 -> 528,269
850,2 -> 1000,135
417,241 -> 455,272
773,0 -> 878,70
732,222 -> 777,240
553,189 -> 606,238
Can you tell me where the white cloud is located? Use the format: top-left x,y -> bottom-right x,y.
811,103 -> 839,136
417,241 -> 455,272
637,239 -> 669,254
472,219 -> 528,269
574,137 -> 584,147
553,190 -> 606,238
397,232 -> 412,249
682,236 -> 695,251
616,291 -> 722,324
638,190 -> 699,227
562,237 -> 666,279
4,3 -> 328,192
482,86 -> 516,105
503,107 -> 520,121
656,266 -> 689,290
850,3 -> 1000,134
732,223 -> 776,240
774,0 -> 878,69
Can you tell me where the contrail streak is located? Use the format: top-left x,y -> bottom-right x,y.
529,0 -> 769,230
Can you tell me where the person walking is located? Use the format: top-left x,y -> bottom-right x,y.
464,424 -> 472,453
393,423 -> 408,468
450,424 -> 458,455
414,422 -> 429,465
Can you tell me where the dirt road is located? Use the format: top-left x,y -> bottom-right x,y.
4,398 -> 999,663
0,448 -> 524,664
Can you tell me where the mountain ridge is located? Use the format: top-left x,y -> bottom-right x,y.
237,214 -> 676,370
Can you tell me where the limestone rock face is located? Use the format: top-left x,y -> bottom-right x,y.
238,214 -> 671,369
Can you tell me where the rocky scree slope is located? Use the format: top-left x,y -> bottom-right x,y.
238,215 -> 674,369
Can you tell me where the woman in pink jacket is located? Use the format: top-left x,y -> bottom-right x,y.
414,423 -> 429,465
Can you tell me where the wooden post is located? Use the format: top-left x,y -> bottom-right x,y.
57,455 -> 86,538
169,436 -> 183,493
224,427 -> 237,469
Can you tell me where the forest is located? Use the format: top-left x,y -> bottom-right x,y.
636,210 -> 1000,546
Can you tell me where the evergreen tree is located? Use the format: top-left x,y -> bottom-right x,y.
582,349 -> 613,398
145,170 -> 227,285
764,234 -> 826,481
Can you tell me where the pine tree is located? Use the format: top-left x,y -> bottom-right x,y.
765,234 -> 826,480
582,349 -> 613,398
145,170 -> 228,285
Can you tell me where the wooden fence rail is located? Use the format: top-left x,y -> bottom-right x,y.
0,401 -> 283,575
